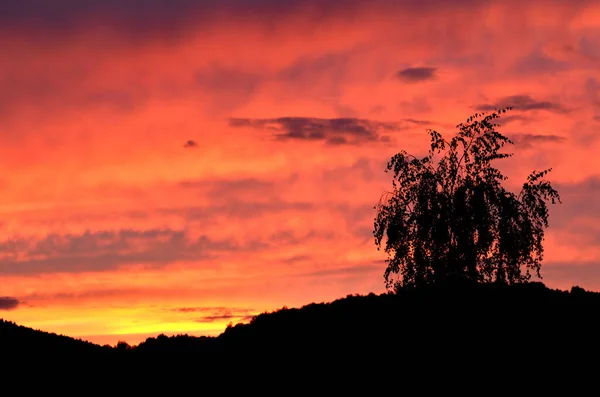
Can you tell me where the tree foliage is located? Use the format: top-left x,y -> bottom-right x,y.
373,108 -> 561,291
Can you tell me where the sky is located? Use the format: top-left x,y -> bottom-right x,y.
0,0 -> 599,346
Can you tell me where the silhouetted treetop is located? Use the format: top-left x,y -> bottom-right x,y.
374,107 -> 561,290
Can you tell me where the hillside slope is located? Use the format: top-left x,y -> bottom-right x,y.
3,282 -> 600,362
135,282 -> 600,358
0,319 -> 111,355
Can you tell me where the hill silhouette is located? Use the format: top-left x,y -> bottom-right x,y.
0,318 -> 113,355
138,282 -> 600,360
3,282 -> 598,391
4,282 -> 600,363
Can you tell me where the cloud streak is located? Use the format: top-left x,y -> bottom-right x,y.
509,133 -> 567,148
475,95 -> 568,113
0,228 -> 267,275
395,66 -> 437,82
173,306 -> 257,323
229,117 -> 401,145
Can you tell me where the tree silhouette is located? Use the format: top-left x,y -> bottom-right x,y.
373,107 -> 561,290
116,341 -> 131,351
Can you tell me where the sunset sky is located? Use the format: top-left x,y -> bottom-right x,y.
1,0 -> 599,346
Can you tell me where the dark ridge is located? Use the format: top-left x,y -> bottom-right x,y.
2,282 -> 599,384
4,282 -> 600,354
0,318 -> 113,355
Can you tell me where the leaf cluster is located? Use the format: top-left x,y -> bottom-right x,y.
374,108 -> 561,290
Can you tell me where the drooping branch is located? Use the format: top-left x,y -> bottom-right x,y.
373,107 -> 560,290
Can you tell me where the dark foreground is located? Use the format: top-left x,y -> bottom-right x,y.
2,282 -> 599,387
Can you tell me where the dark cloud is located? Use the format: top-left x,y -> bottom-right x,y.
0,1 -> 492,40
0,0 -> 235,40
475,95 -> 568,113
509,133 -> 567,148
594,115 -> 600,122
184,140 -> 198,148
395,67 -> 437,82
0,296 -> 20,310
228,117 -> 402,145
0,228 -> 267,275
174,307 -> 256,323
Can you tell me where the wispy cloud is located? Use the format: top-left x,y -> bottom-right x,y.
0,228 -> 266,275
509,133 -> 567,148
475,95 -> 568,113
173,306 -> 256,323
